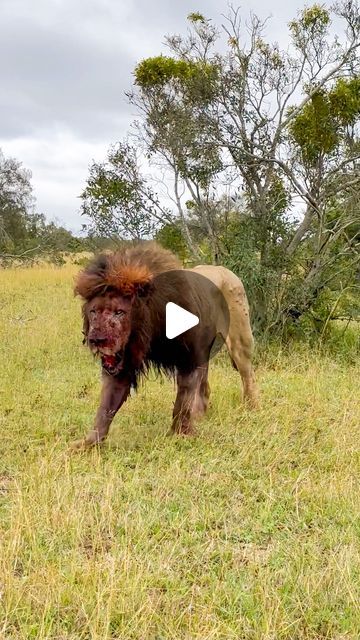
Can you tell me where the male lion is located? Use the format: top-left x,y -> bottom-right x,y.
72,242 -> 258,448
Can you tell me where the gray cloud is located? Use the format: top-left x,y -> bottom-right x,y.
0,0 -> 311,230
0,9 -> 134,140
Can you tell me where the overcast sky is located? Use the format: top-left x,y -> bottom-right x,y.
0,0 -> 324,232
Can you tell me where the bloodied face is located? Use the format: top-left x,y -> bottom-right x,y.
84,293 -> 133,375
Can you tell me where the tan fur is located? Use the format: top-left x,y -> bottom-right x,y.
118,242 -> 181,275
190,264 -> 259,408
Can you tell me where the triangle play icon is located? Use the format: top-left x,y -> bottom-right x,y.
166,302 -> 199,339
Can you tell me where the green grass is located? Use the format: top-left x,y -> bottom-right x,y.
0,265 -> 359,639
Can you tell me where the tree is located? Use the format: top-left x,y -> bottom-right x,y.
81,142 -> 174,241
280,78 -> 360,328
0,148 -> 34,255
130,2 -> 360,332
80,2 -> 360,335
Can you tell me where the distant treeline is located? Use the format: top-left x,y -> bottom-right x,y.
0,148 -> 119,265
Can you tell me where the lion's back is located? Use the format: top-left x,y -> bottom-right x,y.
189,264 -> 251,335
190,264 -> 245,293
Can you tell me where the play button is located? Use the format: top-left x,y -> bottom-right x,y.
166,302 -> 199,339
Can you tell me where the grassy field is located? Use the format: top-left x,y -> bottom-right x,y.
0,264 -> 359,639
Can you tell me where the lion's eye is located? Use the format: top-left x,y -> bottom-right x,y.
89,309 -> 96,315
114,310 -> 125,317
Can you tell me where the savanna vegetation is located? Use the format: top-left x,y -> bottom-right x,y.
0,263 -> 359,639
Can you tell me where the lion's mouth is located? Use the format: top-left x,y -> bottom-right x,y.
100,351 -> 124,374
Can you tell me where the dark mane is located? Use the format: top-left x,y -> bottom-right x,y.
74,241 -> 181,300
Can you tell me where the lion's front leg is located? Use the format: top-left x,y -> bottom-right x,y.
71,373 -> 131,450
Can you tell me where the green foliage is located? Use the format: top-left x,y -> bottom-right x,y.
301,4 -> 330,28
0,149 -> 33,252
156,222 -> 189,262
289,4 -> 331,42
81,143 -> 162,240
289,78 -> 360,164
135,56 -> 217,93
134,54 -> 220,194
187,12 -> 206,24
223,219 -> 295,331
330,77 -> 360,125
289,91 -> 339,164
135,56 -> 193,88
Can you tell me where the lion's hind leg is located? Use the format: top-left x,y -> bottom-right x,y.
223,285 -> 259,411
226,334 -> 259,409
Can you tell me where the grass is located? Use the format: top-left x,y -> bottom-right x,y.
0,264 -> 359,639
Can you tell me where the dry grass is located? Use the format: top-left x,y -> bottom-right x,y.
0,264 -> 359,639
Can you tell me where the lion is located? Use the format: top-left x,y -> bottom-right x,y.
72,242 -> 258,448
